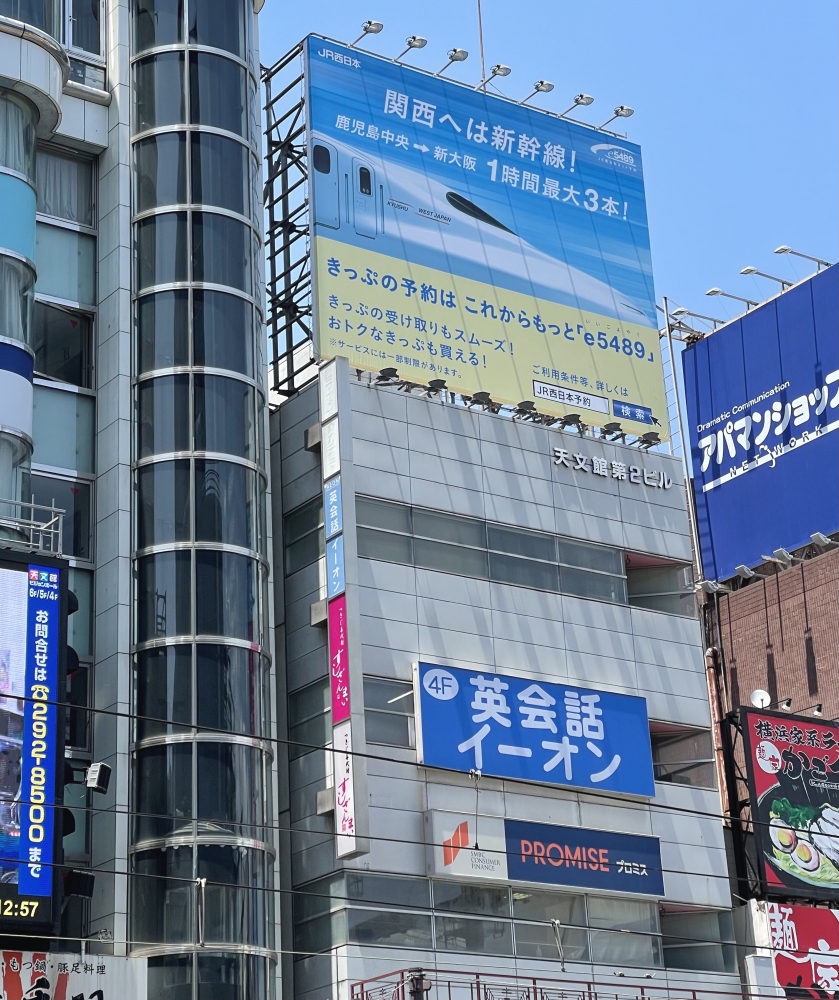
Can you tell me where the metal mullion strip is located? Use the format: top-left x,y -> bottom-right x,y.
133,203 -> 253,230
134,365 -> 262,392
131,279 -> 257,307
131,123 -> 255,155
133,452 -> 267,484
132,41 -> 252,78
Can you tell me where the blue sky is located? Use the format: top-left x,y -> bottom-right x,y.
258,0 -> 838,328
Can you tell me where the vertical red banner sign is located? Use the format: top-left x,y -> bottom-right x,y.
328,594 -> 350,724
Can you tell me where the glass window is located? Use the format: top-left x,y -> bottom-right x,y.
146,955 -> 192,1000
558,538 -> 624,576
588,896 -> 662,968
514,921 -> 589,962
661,909 -> 735,973
284,497 -> 324,575
67,567 -> 93,656
363,676 -> 413,748
414,537 -> 488,578
134,645 -> 192,740
62,771 -> 89,858
193,290 -> 252,376
192,213 -> 251,293
651,727 -> 716,789
65,661 -> 89,749
435,915 -> 513,955
137,375 -> 190,458
136,550 -> 192,641
196,742 -> 264,836
132,0 -> 182,52
490,551 -> 559,592
32,384 -> 95,473
356,526 -> 411,566
134,133 -> 187,214
0,256 -> 34,346
560,566 -> 627,604
196,954 -> 267,1000
433,881 -> 510,917
413,508 -> 486,548
346,872 -> 430,909
348,909 -> 433,949
288,678 -> 329,760
133,743 -> 192,840
136,460 -> 191,547
356,497 -> 410,534
32,303 -> 92,387
133,53 -> 185,133
131,846 -> 193,944
197,846 -> 266,947
197,645 -> 263,736
36,149 -> 93,226
194,375 -> 255,460
488,524 -> 555,561
30,474 -> 91,559
189,52 -> 246,136
195,459 -> 255,548
69,0 -> 100,52
35,224 -> 96,304
0,91 -> 36,183
136,290 -> 190,373
512,890 -> 589,961
195,550 -> 259,642
188,0 -> 244,55
135,213 -> 188,291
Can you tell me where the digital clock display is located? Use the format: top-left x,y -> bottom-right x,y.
0,883 -> 52,925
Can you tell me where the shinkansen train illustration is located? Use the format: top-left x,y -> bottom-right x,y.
310,132 -> 652,325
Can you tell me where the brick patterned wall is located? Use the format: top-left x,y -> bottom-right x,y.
711,548 -> 839,718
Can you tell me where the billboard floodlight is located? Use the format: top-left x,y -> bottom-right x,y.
598,105 -> 634,129
811,532 -> 839,548
477,63 -> 511,90
436,48 -> 468,76
735,564 -> 756,579
520,80 -> 554,105
740,266 -> 792,290
350,20 -> 384,47
774,245 -> 834,271
559,93 -> 594,117
671,306 -> 725,329
394,35 -> 427,62
695,580 -> 729,594
705,287 -> 759,309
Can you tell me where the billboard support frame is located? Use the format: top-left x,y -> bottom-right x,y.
263,41 -> 318,400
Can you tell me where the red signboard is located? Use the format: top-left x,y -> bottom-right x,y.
328,594 -> 350,724
769,901 -> 839,996
742,708 -> 839,901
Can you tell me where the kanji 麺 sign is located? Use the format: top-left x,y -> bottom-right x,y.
414,662 -> 654,797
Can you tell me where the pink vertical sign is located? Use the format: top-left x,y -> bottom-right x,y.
328,593 -> 350,724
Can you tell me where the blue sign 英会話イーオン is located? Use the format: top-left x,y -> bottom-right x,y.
415,662 -> 654,797
682,266 -> 839,583
19,566 -> 60,895
324,474 -> 343,540
506,818 -> 664,896
326,533 -> 345,598
305,35 -> 669,437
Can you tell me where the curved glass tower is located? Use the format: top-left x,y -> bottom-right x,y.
128,0 -> 274,994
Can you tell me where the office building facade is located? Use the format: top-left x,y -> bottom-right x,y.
271,357 -> 741,1000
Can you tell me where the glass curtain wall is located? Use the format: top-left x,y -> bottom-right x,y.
129,0 -> 273,995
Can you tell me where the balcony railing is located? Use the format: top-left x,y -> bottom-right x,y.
0,499 -> 64,554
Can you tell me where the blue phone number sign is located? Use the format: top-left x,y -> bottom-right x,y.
416,662 -> 654,797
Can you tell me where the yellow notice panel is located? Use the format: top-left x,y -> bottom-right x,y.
314,236 -> 669,437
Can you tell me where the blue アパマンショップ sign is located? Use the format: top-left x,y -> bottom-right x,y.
682,265 -> 839,582
415,662 -> 654,797
19,565 -> 60,895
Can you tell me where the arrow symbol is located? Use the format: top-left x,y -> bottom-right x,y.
413,143 -> 429,153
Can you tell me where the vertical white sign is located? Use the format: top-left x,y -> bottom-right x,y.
321,418 -> 340,480
333,719 -> 357,857
319,361 -> 338,421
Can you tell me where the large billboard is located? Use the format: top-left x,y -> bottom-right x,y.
0,557 -> 65,929
414,662 -> 654,797
682,266 -> 839,582
742,708 -> 839,902
305,35 -> 669,437
765,902 -> 839,998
